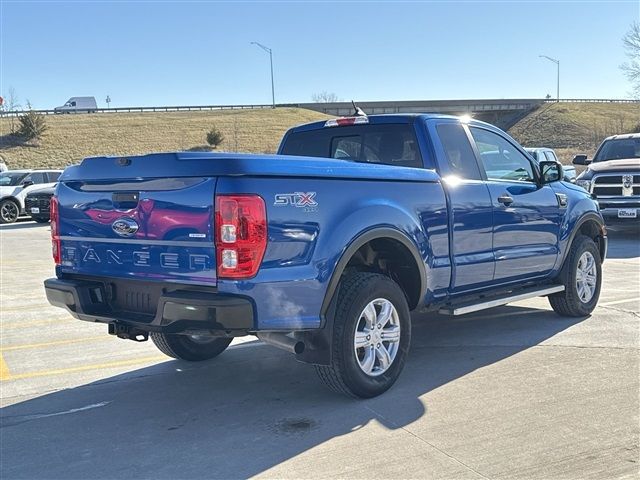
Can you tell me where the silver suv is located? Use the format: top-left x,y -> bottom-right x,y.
0,170 -> 62,224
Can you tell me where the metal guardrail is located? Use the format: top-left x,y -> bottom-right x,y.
0,103 -> 276,117
543,99 -> 640,104
0,99 -> 637,117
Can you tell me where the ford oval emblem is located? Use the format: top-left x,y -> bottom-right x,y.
112,217 -> 139,237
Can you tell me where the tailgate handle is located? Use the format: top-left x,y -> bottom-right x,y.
112,192 -> 140,209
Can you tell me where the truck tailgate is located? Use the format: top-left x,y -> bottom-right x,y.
56,174 -> 217,286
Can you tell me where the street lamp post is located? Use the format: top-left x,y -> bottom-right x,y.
539,55 -> 560,103
251,41 -> 275,108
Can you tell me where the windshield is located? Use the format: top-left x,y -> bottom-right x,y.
0,172 -> 28,187
593,138 -> 640,162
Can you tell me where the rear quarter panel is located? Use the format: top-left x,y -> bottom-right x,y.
216,176 -> 450,330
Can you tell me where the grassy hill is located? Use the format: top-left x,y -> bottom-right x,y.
1,102 -> 638,170
508,102 -> 640,163
0,108 -> 330,170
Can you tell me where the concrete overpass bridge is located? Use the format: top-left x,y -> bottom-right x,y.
297,99 -> 546,129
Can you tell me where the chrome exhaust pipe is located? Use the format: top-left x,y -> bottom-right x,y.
256,332 -> 305,355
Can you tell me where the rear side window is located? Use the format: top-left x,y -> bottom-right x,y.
436,123 -> 481,180
24,172 -> 47,184
48,171 -> 61,182
281,123 -> 423,168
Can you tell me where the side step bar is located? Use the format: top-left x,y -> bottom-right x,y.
439,285 -> 565,316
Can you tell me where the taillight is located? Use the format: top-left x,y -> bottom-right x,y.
50,196 -> 61,265
215,195 -> 267,279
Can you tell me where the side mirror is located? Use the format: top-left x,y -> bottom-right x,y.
572,154 -> 590,165
540,160 -> 563,184
22,180 -> 34,187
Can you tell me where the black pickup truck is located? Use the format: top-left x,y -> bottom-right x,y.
25,185 -> 56,223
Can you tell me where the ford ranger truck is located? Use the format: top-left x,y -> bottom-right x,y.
573,133 -> 640,222
44,114 -> 607,398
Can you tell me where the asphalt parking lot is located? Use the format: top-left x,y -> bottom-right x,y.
1,221 -> 638,479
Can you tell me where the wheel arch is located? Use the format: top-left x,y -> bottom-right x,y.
0,196 -> 23,215
320,227 -> 426,319
297,227 -> 425,367
561,212 -> 607,267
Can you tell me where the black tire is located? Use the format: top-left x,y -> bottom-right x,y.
32,216 -> 50,223
315,273 -> 411,398
549,235 -> 602,317
0,199 -> 20,224
150,332 -> 232,361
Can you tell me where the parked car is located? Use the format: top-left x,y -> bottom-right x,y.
54,96 -> 98,114
25,184 -> 57,223
573,133 -> 640,222
44,114 -> 606,398
0,170 -> 62,224
525,147 -> 576,182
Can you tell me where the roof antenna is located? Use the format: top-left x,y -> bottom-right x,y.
351,100 -> 367,117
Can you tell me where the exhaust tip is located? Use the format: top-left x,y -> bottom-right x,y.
293,341 -> 305,355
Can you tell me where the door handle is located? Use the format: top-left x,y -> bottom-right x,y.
497,194 -> 514,206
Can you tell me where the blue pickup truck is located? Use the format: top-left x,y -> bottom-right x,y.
44,114 -> 607,398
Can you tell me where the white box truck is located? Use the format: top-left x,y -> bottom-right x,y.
54,97 -> 98,114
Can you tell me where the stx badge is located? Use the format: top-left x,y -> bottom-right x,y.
274,192 -> 318,211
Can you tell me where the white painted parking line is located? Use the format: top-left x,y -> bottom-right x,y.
599,297 -> 640,307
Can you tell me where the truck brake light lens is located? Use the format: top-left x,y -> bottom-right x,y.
324,116 -> 369,127
50,196 -> 61,265
215,195 -> 267,279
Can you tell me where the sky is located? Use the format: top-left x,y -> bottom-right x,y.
1,0 -> 639,109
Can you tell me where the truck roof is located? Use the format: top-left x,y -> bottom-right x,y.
603,132 -> 640,141
287,113 -> 499,134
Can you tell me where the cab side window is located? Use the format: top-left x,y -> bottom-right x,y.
436,123 -> 481,180
544,151 -> 558,162
470,127 -> 535,183
47,171 -> 61,182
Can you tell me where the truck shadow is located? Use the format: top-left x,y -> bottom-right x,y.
0,307 -> 584,479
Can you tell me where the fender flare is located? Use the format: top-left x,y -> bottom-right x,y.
296,227 -> 427,366
559,211 -> 606,268
320,226 -> 427,319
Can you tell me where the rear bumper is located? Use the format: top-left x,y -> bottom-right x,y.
44,278 -> 254,334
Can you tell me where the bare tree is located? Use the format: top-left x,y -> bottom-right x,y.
1,87 -> 22,134
621,22 -> 640,98
312,91 -> 339,103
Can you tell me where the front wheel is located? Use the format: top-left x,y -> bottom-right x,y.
0,199 -> 20,224
315,273 -> 411,398
151,332 -> 232,361
549,235 -> 602,317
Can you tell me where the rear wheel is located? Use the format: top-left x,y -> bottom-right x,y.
151,332 -> 232,361
315,273 -> 411,398
549,235 -> 602,317
0,199 -> 19,224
